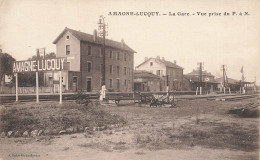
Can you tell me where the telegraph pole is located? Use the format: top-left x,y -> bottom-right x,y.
197,62 -> 203,95
241,66 -> 245,94
221,65 -> 229,94
222,65 -> 225,88
98,15 -> 108,100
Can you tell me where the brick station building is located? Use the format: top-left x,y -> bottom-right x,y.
45,27 -> 136,92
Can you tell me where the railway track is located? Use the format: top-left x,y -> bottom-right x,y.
0,93 -> 258,104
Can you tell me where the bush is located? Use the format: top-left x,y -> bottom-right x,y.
0,102 -> 126,134
0,107 -> 40,132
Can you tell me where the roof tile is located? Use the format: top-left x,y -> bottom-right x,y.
53,27 -> 136,53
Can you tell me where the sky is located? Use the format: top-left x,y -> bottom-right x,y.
0,0 -> 259,84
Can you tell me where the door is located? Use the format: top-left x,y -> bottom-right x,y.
72,77 -> 78,92
87,78 -> 91,92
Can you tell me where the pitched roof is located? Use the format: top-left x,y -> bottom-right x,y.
136,57 -> 183,69
53,27 -> 136,53
134,70 -> 162,79
215,77 -> 240,84
186,69 -> 214,77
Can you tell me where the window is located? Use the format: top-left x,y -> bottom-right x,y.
66,62 -> 70,70
100,64 -> 103,73
109,65 -> 113,74
73,76 -> 78,83
150,62 -> 153,66
117,52 -> 120,60
128,68 -> 131,75
87,78 -> 92,92
66,45 -> 70,55
124,80 -> 127,86
124,67 -> 127,75
99,48 -> 102,57
88,46 -> 91,55
156,70 -> 160,76
109,50 -> 113,58
124,53 -> 127,61
87,62 -> 92,72
66,35 -> 70,39
117,66 -> 120,74
109,79 -> 113,88
117,79 -> 120,89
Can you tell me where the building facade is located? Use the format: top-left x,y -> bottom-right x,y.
45,27 -> 135,92
184,69 -> 218,92
136,57 -> 184,91
134,70 -> 164,92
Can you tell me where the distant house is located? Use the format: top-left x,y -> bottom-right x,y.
184,69 -> 218,92
45,27 -> 136,92
134,70 -> 164,92
136,56 -> 184,91
215,77 -> 243,91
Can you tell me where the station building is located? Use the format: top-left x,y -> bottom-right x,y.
135,56 -> 184,91
184,69 -> 218,92
44,27 -> 136,92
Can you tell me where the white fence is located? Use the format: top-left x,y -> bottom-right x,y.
0,86 -> 54,94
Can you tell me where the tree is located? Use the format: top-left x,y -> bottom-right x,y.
18,52 -> 56,87
0,53 -> 15,86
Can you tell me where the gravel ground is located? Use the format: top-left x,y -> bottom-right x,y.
0,98 -> 259,160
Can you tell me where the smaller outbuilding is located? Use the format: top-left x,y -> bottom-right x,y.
133,70 -> 164,92
184,69 -> 218,92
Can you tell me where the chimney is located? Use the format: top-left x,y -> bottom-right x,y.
156,56 -> 160,59
144,57 -> 148,61
174,60 -> 176,64
121,38 -> 125,47
93,29 -> 97,42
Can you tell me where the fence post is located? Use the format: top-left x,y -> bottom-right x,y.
15,73 -> 18,101
59,71 -> 62,104
36,71 -> 39,103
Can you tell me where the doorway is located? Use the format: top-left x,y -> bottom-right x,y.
72,76 -> 78,92
87,78 -> 92,92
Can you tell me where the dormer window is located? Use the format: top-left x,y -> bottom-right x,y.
66,35 -> 70,40
150,62 -> 153,66
66,45 -> 70,55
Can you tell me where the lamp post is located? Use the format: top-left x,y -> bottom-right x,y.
98,15 -> 108,100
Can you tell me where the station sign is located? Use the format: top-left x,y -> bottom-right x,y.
13,58 -> 66,73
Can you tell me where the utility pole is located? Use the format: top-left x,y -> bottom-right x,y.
241,66 -> 245,94
166,75 -> 169,102
222,65 -> 225,88
98,15 -> 108,100
197,62 -> 203,95
221,65 -> 226,94
221,65 -> 229,94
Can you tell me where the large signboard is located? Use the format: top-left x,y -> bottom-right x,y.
13,58 -> 66,73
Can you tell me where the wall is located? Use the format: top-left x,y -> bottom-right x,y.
80,42 -> 134,92
136,58 -> 166,76
136,59 -> 184,91
56,31 -> 81,71
54,31 -> 134,92
167,67 -> 183,91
